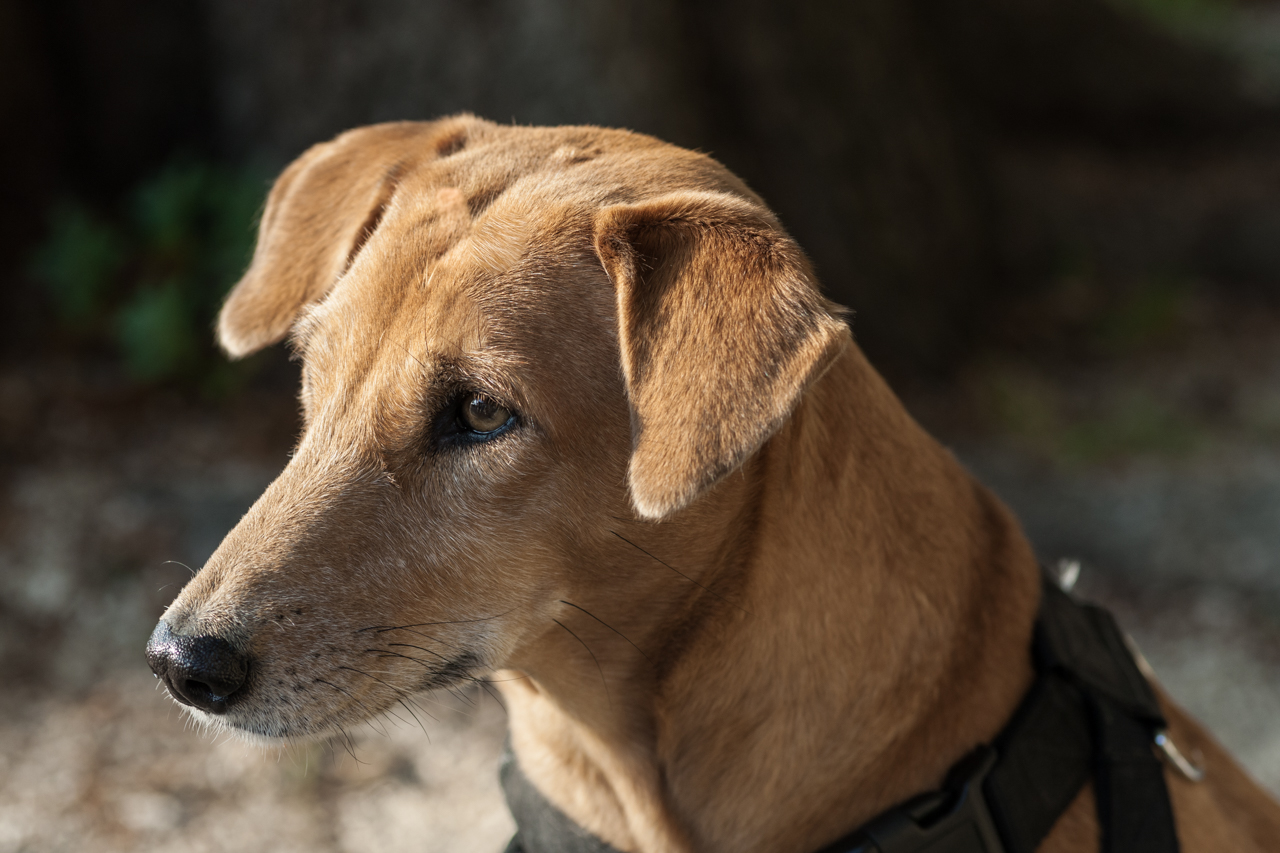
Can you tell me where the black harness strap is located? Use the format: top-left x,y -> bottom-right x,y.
1091,694 -> 1179,853
1043,581 -> 1177,852
503,580 -> 1180,853
982,672 -> 1093,853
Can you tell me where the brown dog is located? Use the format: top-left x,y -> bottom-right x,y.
147,115 -> 1280,852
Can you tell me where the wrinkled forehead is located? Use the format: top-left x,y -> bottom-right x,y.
289,122 -> 735,362
291,164 -> 615,400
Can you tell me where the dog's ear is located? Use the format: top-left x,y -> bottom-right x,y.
594,191 -> 850,520
218,120 -> 467,357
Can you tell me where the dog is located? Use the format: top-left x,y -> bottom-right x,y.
146,114 -> 1280,853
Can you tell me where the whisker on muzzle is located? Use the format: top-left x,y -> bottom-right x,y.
355,609 -> 515,634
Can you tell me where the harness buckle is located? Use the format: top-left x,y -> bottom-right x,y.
828,745 -> 1004,853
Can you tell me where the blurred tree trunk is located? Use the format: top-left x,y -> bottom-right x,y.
197,0 -> 996,375
677,1 -> 998,376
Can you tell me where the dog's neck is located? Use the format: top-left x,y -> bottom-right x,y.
498,345 -> 1042,853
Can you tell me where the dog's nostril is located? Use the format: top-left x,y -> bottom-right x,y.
180,678 -> 220,706
146,620 -> 249,714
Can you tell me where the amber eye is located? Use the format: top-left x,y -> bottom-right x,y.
459,394 -> 512,434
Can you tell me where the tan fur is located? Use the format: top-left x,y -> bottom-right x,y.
160,115 -> 1280,853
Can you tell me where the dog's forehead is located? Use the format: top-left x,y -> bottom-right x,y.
305,183 -> 588,346
293,172 -> 624,419
289,120 -> 767,415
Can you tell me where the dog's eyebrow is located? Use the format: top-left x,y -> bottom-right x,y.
433,353 -> 532,413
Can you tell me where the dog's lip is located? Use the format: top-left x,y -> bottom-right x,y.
211,650 -> 487,738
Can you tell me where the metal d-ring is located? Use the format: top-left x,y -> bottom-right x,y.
1155,729 -> 1206,783
1055,558 -> 1081,593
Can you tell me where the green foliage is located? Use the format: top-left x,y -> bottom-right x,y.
1090,277 -> 1194,355
30,159 -> 267,391
1058,394 -> 1201,461
1109,0 -> 1235,33
115,279 -> 198,381
29,204 -> 127,325
980,364 -> 1203,466
981,255 -> 1212,465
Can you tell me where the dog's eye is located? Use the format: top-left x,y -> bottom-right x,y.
458,394 -> 514,435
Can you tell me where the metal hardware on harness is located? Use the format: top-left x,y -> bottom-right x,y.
1054,558 -> 1081,593
1155,729 -> 1205,783
817,747 -> 1004,853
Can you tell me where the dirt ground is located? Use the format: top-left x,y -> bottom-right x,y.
2,303 -> 1279,851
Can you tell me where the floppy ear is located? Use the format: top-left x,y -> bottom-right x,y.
217,119 -> 471,357
594,191 -> 850,520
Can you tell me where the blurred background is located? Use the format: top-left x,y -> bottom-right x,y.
2,0 -> 1280,850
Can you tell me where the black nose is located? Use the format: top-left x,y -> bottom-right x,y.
146,620 -> 249,714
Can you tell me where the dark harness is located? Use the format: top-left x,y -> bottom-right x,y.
502,580 -> 1181,853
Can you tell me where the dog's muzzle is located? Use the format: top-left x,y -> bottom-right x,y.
146,620 -> 249,714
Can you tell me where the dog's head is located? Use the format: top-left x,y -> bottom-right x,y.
147,115 -> 848,739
